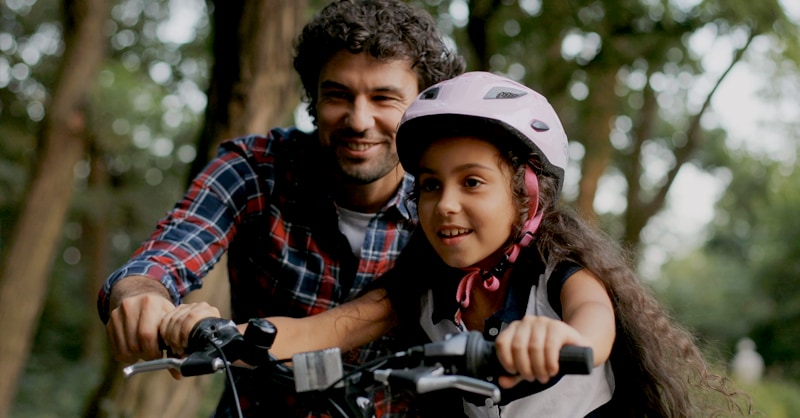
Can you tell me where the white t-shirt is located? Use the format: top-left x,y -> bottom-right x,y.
337,206 -> 376,257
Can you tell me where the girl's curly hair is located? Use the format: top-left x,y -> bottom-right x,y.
507,154 -> 752,417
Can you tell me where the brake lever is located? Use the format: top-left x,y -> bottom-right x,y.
122,351 -> 228,378
418,375 -> 501,402
373,365 -> 501,403
123,358 -> 185,378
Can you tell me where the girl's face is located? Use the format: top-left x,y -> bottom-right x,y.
417,136 -> 517,270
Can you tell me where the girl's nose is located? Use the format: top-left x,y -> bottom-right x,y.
436,187 -> 460,216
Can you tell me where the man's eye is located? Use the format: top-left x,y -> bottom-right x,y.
323,91 -> 350,100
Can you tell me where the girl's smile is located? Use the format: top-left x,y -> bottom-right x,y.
416,136 -> 517,270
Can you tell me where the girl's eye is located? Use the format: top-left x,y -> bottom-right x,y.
464,177 -> 483,189
419,178 -> 440,193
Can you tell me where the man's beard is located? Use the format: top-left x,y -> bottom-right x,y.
334,151 -> 400,185
324,128 -> 401,184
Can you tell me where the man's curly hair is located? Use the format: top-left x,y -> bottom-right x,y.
293,0 -> 465,123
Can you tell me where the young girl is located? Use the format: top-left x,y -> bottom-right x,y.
161,72 -> 747,417
374,71 -> 746,417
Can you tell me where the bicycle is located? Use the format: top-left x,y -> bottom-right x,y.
123,317 -> 594,418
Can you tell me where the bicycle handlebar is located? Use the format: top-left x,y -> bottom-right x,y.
122,317 -> 594,417
412,328 -> 593,379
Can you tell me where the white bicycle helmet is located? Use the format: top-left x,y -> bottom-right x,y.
397,72 -> 570,308
396,71 -> 568,192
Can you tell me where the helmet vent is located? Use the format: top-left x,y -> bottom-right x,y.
484,87 -> 527,99
420,87 -> 440,100
531,120 -> 550,132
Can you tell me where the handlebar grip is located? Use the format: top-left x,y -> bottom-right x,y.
557,345 -> 594,375
465,332 -> 593,377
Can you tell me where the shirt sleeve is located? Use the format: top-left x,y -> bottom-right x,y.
97,135 -> 270,323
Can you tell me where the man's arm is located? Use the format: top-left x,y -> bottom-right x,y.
100,137 -> 273,360
109,274 -> 171,310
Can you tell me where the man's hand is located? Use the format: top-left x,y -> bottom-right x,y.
106,276 -> 175,364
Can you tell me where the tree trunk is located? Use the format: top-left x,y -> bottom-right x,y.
466,0 -> 502,71
82,141 -> 111,360
0,0 -> 108,417
575,69 -> 617,221
95,1 -> 307,416
189,0 -> 304,179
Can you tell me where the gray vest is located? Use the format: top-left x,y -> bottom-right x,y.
418,261 -> 614,418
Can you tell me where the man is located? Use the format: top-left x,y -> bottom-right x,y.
97,0 -> 464,415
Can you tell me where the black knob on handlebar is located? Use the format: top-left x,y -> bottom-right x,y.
187,317 -> 243,355
244,318 -> 277,350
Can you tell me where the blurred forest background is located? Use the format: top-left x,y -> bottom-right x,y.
1,0 -> 799,416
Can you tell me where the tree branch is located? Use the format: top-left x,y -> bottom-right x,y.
641,30 -> 759,221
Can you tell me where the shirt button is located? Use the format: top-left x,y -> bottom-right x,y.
488,327 -> 499,336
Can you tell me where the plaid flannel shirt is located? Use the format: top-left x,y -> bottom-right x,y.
98,128 -> 418,416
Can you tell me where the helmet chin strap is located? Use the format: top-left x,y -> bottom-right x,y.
456,167 -> 543,309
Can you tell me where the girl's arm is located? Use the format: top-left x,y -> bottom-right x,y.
494,269 -> 615,387
262,288 -> 396,359
159,288 -> 396,360
560,269 -> 616,366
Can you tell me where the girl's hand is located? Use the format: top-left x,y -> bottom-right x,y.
493,315 -> 589,388
158,302 -> 221,358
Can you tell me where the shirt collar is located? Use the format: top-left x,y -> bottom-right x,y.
322,172 -> 416,221
384,173 -> 416,221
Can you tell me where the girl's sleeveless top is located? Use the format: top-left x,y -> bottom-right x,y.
416,259 -> 615,418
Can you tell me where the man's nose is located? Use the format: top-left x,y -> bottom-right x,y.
346,96 -> 376,132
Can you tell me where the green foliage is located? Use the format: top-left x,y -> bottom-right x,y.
0,0 -> 60,253
13,357 -> 103,418
3,0 -> 800,416
743,378 -> 800,418
3,0 -> 210,415
411,0 -> 800,259
656,249 -> 771,345
658,147 -> 800,382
